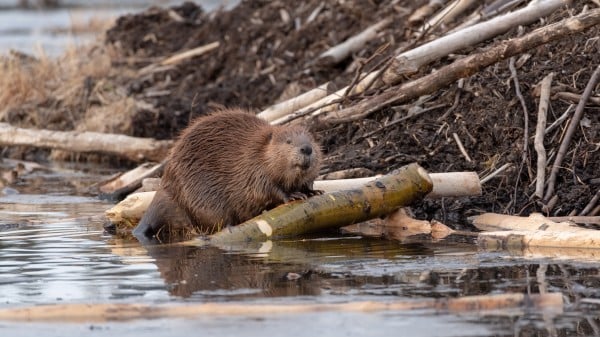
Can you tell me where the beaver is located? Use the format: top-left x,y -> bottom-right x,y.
133,108 -> 322,242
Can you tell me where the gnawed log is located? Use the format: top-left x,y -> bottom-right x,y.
202,163 -> 433,244
0,292 -> 563,322
0,123 -> 172,162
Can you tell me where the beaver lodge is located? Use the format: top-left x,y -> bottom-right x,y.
1,2 -> 600,246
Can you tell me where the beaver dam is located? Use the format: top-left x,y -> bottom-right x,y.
1,0 -> 600,336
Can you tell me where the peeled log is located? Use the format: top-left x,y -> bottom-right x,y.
204,163 -> 432,244
0,123 -> 172,162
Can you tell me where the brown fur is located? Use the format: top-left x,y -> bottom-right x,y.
133,108 -> 321,241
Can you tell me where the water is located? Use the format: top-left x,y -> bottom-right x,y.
1,161 -> 600,336
0,0 -> 238,56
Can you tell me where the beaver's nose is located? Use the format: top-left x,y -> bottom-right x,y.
300,144 -> 313,156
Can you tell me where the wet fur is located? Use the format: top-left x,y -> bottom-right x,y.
133,108 -> 321,241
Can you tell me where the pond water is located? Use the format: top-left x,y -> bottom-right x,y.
0,0 -> 238,56
1,161 -> 600,336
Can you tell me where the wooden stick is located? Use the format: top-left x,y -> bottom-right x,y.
318,17 -> 393,64
265,0 -> 568,125
0,123 -> 172,162
545,64 -> 600,200
315,171 -> 481,198
257,82 -> 332,122
138,41 -> 219,75
534,73 -> 553,199
326,8 -> 600,121
419,0 -> 478,32
452,132 -> 472,162
0,293 -> 562,322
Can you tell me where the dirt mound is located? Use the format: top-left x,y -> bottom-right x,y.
104,0 -> 414,140
2,1 -> 599,227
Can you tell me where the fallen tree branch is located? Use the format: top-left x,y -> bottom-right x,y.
326,8 -> 600,121
0,123 -> 172,162
0,293 -> 562,322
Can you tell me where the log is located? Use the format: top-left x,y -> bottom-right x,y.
202,163 -> 433,244
0,123 -> 172,162
478,229 -> 600,250
470,212 -> 584,232
472,212 -> 600,249
0,293 -> 562,322
315,171 -> 481,198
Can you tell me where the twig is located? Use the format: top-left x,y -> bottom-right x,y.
545,104 -> 574,135
480,163 -> 512,184
452,132 -> 472,162
534,73 -> 553,199
545,64 -> 600,200
438,78 -> 464,121
509,56 -> 531,178
138,41 -> 220,75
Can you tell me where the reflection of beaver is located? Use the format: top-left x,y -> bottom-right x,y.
133,108 -> 322,241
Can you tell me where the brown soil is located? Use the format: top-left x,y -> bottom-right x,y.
2,1 -> 600,228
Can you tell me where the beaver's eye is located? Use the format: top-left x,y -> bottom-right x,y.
286,139 -> 292,144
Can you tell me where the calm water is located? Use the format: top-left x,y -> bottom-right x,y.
1,1 -> 600,335
1,161 -> 600,336
0,0 -> 238,56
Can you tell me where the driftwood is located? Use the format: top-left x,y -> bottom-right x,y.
326,8 -> 600,121
0,292 -> 562,322
0,123 -> 172,162
264,0 -> 568,124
